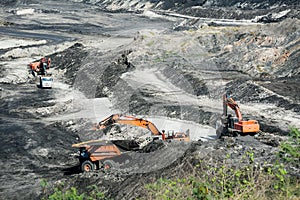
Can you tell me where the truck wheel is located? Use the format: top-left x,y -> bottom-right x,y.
103,160 -> 115,170
81,160 -> 94,172
249,132 -> 257,136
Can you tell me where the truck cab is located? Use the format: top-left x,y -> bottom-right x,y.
39,76 -> 53,88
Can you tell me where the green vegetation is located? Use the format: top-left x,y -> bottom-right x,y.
144,128 -> 300,200
278,127 -> 300,164
48,187 -> 84,200
41,181 -> 108,200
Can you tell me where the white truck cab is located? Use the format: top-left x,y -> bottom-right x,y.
39,76 -> 53,88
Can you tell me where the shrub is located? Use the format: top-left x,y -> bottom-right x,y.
278,127 -> 300,164
41,181 -> 108,200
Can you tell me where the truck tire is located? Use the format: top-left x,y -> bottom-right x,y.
81,160 -> 94,172
103,160 -> 115,170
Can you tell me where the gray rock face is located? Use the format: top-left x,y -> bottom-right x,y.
81,0 -> 300,21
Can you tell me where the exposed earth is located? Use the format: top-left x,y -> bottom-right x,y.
0,0 -> 299,199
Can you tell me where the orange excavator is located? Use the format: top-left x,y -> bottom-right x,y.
28,57 -> 51,76
28,57 -> 53,88
216,93 -> 260,138
95,114 -> 190,142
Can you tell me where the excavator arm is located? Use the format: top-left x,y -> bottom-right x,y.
224,94 -> 243,122
96,114 -> 190,141
97,114 -> 163,137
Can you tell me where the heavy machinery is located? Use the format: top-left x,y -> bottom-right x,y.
216,93 -> 260,138
72,114 -> 190,172
72,140 -> 138,172
28,57 -> 53,88
96,114 -> 190,142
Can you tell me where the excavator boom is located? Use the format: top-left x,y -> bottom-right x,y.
98,114 -> 161,136
97,114 -> 190,142
224,94 -> 243,122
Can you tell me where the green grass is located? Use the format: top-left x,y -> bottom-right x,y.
41,182 -> 108,200
278,127 -> 300,164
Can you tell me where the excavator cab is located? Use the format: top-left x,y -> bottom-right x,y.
227,115 -> 238,129
167,130 -> 174,138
